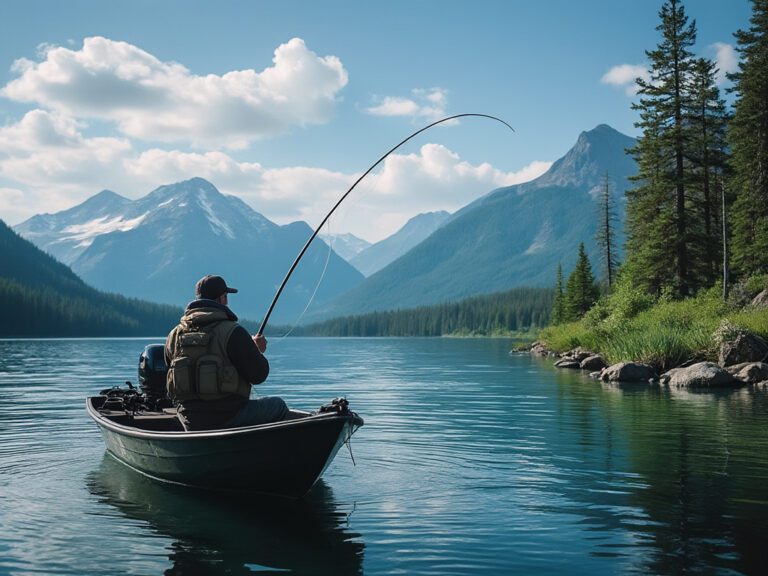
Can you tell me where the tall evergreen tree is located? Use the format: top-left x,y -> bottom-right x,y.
626,0 -> 698,296
551,262 -> 566,324
686,57 -> 730,286
728,0 -> 768,276
596,171 -> 619,290
625,108 -> 676,295
564,243 -> 600,320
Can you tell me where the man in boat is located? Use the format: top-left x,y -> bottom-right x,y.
165,275 -> 288,431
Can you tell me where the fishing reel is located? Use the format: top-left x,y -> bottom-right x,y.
99,382 -> 144,413
318,397 -> 350,414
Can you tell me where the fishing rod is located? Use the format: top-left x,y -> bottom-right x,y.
258,113 -> 515,335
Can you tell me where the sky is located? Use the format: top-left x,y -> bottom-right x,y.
0,0 -> 753,242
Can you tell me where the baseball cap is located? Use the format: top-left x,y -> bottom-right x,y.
195,275 -> 238,300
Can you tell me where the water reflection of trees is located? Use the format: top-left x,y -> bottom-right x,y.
87,455 -> 364,575
553,372 -> 768,575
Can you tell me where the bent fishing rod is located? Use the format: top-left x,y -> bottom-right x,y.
258,113 -> 515,335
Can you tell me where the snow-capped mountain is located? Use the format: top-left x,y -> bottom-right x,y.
15,178 -> 363,324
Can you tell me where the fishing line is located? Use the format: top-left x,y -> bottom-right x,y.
258,113 -> 515,335
274,175 -> 375,340
273,219 -> 335,340
274,161 -> 383,339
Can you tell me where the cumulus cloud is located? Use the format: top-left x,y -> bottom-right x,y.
0,109 -> 132,197
601,64 -> 650,95
366,87 -> 448,121
0,109 -> 83,153
711,42 -> 738,85
1,36 -> 348,149
0,187 -> 27,224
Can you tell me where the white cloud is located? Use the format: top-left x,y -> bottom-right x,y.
0,109 -> 83,153
0,187 -> 27,224
126,149 -> 263,186
505,160 -> 553,184
366,87 -> 448,121
601,64 -> 650,95
0,109 -> 548,241
0,110 -> 132,197
711,42 -> 738,85
1,36 -> 348,149
366,97 -> 420,117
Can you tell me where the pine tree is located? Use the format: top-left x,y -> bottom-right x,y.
596,171 -> 619,290
728,0 -> 768,276
551,262 -> 566,324
686,57 -> 730,287
625,107 -> 677,295
564,243 -> 600,320
626,0 -> 698,296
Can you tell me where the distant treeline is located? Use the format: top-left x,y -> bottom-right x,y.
297,287 -> 553,337
0,277 -> 182,337
0,219 -> 182,337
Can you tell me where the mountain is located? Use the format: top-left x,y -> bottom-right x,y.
318,232 -> 371,261
0,218 -> 181,337
17,189 -> 134,265
15,178 -> 364,324
350,211 -> 450,277
312,124 -> 637,319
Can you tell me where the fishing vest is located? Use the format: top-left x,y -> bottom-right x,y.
166,316 -> 251,402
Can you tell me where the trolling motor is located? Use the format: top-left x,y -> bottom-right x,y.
138,344 -> 172,410
99,344 -> 171,413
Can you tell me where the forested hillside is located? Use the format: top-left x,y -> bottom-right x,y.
0,219 -> 182,337
298,287 -> 552,336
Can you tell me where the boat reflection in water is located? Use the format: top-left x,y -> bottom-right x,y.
87,455 -> 365,575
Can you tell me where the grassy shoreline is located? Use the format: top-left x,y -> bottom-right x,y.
537,281 -> 768,372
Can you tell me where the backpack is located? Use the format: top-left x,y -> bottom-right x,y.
167,322 -> 245,401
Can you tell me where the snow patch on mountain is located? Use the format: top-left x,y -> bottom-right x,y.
524,218 -> 554,255
198,191 -> 235,239
60,213 -> 148,248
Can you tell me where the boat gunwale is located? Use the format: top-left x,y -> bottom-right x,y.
85,397 -> 362,441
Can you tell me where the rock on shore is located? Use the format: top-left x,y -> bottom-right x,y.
718,328 -> 768,366
661,362 -> 743,388
726,362 -> 768,385
600,362 -> 657,383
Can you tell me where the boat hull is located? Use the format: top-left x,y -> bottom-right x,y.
87,397 -> 362,498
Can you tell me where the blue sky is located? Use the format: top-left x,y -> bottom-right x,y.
0,0 -> 752,241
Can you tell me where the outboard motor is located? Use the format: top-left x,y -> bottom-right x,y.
138,344 -> 172,409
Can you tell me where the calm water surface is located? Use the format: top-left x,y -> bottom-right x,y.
1,337 -> 767,575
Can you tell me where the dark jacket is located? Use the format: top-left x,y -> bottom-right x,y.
165,299 -> 269,429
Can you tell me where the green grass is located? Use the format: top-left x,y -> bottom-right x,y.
539,279 -> 768,372
538,322 -> 597,352
728,307 -> 768,336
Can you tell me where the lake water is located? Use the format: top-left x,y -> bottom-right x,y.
1,337 -> 767,575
